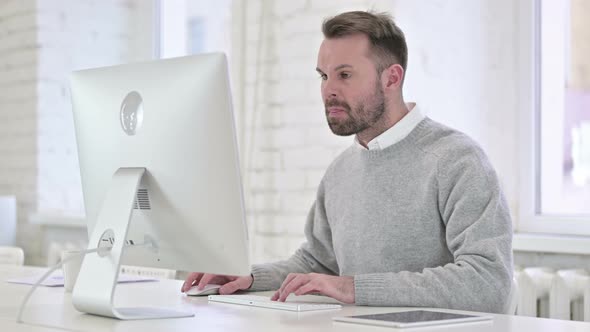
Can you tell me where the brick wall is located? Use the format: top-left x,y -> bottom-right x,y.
239,0 -> 398,264
0,0 -> 40,263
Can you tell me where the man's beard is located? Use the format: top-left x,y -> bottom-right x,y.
324,85 -> 386,136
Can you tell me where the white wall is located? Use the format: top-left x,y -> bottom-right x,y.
394,0 -> 519,219
237,0 -> 521,264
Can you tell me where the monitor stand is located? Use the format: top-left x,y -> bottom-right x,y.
72,167 -> 194,320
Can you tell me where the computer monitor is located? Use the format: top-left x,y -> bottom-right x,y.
69,53 -> 250,320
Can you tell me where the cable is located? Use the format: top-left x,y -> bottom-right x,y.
16,246 -> 110,324
16,238 -> 156,325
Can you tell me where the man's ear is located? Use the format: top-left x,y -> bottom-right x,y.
382,63 -> 404,90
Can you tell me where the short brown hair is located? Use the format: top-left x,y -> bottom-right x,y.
322,11 -> 408,74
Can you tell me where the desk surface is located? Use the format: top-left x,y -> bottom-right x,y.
1,265 -> 590,332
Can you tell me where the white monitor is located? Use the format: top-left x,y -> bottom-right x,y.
69,53 -> 250,320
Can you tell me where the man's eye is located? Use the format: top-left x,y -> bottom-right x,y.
339,72 -> 351,79
318,74 -> 327,81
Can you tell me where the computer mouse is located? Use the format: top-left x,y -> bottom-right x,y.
186,284 -> 222,296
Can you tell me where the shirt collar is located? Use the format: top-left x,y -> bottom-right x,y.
355,103 -> 425,150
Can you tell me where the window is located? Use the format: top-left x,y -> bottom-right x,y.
156,0 -> 233,59
518,0 -> 590,235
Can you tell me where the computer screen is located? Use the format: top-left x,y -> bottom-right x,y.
69,53 -> 250,319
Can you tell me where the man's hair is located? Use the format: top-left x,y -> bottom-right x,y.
322,11 -> 408,74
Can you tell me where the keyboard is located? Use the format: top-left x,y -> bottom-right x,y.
208,295 -> 342,312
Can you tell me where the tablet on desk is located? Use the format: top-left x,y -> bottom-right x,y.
333,310 -> 493,328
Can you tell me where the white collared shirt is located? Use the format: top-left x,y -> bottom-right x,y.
355,103 -> 425,150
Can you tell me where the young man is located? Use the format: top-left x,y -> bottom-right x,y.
182,11 -> 513,314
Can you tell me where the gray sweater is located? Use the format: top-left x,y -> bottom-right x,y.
250,117 -> 513,314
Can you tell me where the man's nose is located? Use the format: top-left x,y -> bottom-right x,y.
322,80 -> 338,100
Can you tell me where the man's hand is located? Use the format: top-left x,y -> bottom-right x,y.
271,273 -> 355,304
181,272 -> 253,295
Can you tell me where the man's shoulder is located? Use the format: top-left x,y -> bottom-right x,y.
417,118 -> 496,182
416,118 -> 487,161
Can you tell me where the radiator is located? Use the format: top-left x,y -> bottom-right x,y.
516,267 -> 590,321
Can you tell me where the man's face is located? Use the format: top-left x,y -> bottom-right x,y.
316,34 -> 386,136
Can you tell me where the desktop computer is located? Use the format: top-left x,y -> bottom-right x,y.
69,53 -> 250,319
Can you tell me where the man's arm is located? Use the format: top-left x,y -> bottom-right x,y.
249,180 -> 340,291
354,145 -> 513,313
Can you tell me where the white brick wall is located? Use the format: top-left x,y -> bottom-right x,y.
0,0 -> 153,265
239,0 -> 395,263
0,0 -> 40,263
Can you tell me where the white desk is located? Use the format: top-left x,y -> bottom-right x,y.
1,265 -> 590,332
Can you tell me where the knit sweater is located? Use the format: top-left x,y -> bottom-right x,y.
250,117 -> 513,314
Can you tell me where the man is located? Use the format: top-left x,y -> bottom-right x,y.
181,10 -> 513,314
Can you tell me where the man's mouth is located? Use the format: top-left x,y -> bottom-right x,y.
327,107 -> 346,116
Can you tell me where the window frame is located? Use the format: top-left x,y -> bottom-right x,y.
517,0 -> 590,237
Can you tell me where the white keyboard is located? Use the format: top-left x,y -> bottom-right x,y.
208,295 -> 342,312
